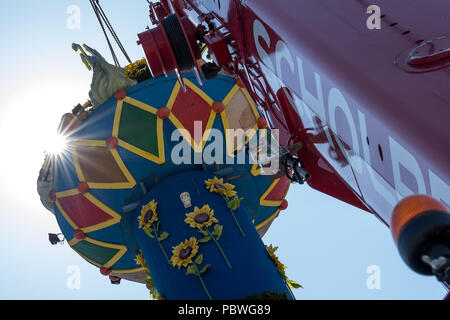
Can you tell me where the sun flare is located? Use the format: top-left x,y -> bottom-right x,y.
44,134 -> 68,155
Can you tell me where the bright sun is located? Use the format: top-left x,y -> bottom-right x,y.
44,134 -> 68,155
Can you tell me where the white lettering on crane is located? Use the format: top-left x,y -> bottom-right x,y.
429,170 -> 450,206
389,136 -> 427,197
252,18 -> 449,217
328,87 -> 362,174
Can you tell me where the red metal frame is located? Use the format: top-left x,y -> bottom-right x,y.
179,0 -> 371,213
138,0 -> 203,90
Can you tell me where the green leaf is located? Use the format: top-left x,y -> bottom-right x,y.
288,280 -> 303,289
234,197 -> 243,208
145,278 -> 155,286
214,224 -> 223,240
199,264 -> 211,274
150,288 -> 160,300
144,228 -> 154,238
194,254 -> 203,265
198,236 -> 211,243
198,229 -> 209,236
229,196 -> 243,210
186,264 -> 196,275
158,231 -> 169,241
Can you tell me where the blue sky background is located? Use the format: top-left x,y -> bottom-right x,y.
0,0 -> 445,299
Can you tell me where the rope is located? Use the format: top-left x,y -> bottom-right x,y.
89,0 -> 120,67
89,0 -> 132,67
94,0 -> 132,64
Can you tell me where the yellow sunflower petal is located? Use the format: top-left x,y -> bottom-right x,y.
205,177 -> 237,197
170,237 -> 199,269
138,200 -> 158,229
184,205 -> 219,229
134,252 -> 147,268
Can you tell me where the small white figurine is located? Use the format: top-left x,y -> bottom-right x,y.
180,192 -> 192,209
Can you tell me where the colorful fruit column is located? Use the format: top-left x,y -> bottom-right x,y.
133,170 -> 294,300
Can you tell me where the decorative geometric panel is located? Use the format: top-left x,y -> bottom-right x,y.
55,189 -> 121,233
255,208 -> 281,233
72,240 -> 119,266
166,79 -> 215,152
225,88 -> 257,130
70,237 -> 127,269
119,103 -> 159,155
221,85 -> 261,155
72,139 -> 136,189
111,269 -> 148,283
113,97 -> 165,164
259,176 -> 290,206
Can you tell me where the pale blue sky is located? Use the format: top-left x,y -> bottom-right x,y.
0,0 -> 445,299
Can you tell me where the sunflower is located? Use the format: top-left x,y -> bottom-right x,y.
267,245 -> 302,289
170,237 -> 199,269
267,244 -> 287,274
134,251 -> 147,268
205,177 -> 237,197
185,205 -> 218,229
138,200 -> 158,229
124,58 -> 148,77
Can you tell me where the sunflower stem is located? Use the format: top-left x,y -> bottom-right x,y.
151,228 -> 170,264
229,210 -> 245,237
222,195 -> 245,237
206,228 -> 232,269
193,263 -> 212,300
